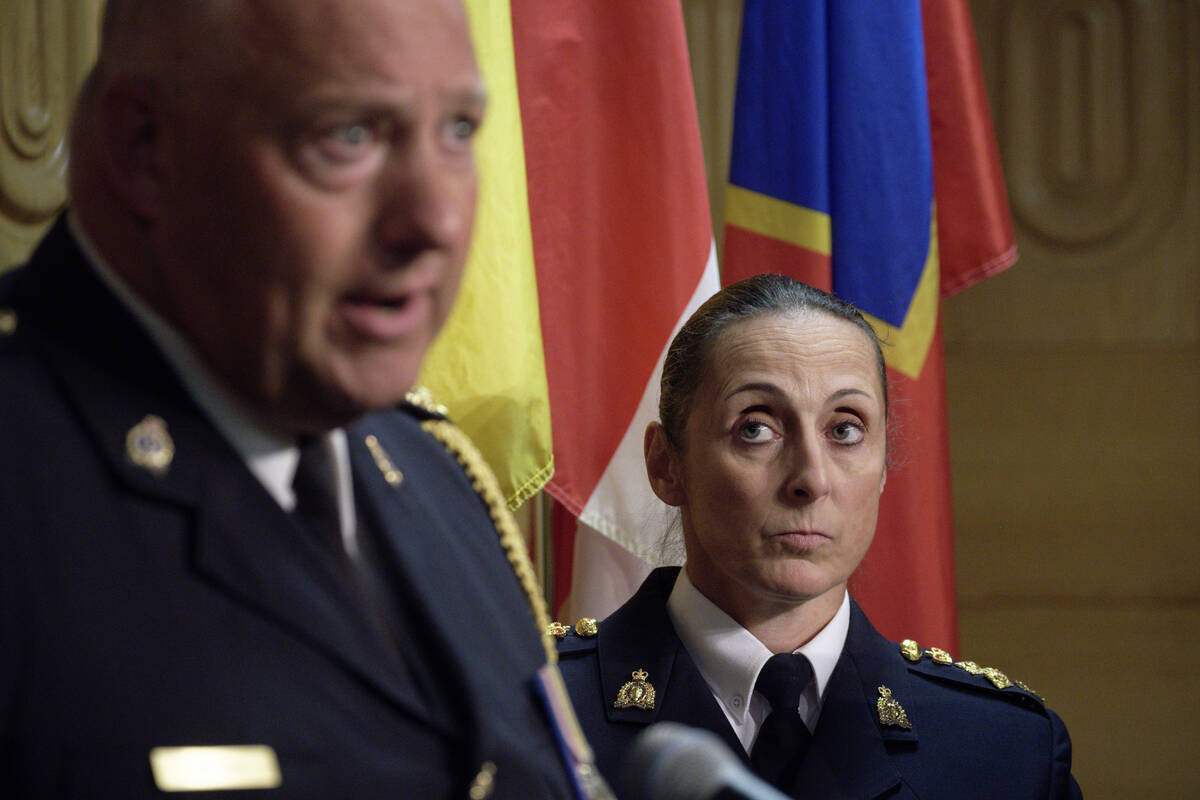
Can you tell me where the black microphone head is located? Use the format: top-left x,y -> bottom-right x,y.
621,722 -> 789,800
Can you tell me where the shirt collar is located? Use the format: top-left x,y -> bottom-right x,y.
666,568 -> 850,728
67,212 -> 300,510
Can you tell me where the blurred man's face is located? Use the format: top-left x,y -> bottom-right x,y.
149,0 -> 482,432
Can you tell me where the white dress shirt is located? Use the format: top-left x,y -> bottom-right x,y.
666,568 -> 850,754
68,213 -> 359,558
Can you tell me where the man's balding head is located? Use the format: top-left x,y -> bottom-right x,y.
70,0 -> 483,435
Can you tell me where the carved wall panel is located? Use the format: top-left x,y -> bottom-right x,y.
1000,1 -> 1186,258
955,0 -> 1198,345
0,0 -> 102,269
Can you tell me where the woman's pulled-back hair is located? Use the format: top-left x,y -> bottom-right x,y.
658,273 -> 887,449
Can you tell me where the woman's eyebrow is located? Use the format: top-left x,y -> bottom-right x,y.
723,381 -> 784,402
828,387 -> 873,403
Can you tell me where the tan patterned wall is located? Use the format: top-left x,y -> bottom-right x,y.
0,0 -> 102,269
683,1 -> 1200,797
951,2 -> 1200,796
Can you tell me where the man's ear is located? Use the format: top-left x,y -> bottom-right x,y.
95,76 -> 166,221
644,422 -> 685,507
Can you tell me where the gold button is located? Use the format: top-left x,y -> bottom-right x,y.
0,309 -> 16,336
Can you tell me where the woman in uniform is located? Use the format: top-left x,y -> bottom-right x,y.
556,274 -> 1081,799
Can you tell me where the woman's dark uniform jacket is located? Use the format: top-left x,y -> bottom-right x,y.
0,218 -> 581,798
557,567 -> 1083,799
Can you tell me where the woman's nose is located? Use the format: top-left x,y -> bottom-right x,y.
785,432 -> 831,502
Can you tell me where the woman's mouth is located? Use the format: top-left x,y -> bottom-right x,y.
771,530 -> 830,550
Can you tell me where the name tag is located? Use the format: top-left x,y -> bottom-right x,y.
149,745 -> 282,792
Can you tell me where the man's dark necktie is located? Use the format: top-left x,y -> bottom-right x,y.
290,435 -> 451,720
750,652 -> 814,790
292,435 -> 348,567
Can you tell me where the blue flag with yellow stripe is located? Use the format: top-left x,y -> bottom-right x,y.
724,0 -> 937,378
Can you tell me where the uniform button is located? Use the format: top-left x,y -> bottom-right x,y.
0,309 -> 16,335
732,695 -> 744,708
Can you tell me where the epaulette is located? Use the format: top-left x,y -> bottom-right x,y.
549,618 -> 600,655
401,385 -> 449,421
898,638 -> 1046,710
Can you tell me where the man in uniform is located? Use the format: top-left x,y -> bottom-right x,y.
0,1 -> 595,796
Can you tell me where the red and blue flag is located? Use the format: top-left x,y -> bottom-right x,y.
724,0 -> 1017,650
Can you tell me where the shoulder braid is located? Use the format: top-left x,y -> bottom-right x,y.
419,417 -> 556,665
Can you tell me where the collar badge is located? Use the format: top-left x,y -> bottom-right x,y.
876,685 -> 912,730
614,668 -> 656,711
126,415 -> 174,477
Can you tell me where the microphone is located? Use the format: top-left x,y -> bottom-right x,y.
621,722 -> 791,800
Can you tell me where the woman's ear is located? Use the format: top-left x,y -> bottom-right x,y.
644,422 -> 685,507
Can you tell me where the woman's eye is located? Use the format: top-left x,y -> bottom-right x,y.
737,420 -> 776,443
830,421 -> 864,444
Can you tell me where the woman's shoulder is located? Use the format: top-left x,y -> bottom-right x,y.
549,618 -> 602,659
893,637 -> 1052,716
850,619 -> 1080,797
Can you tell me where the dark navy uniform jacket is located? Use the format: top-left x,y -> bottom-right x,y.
558,567 -> 1082,799
0,218 -> 577,799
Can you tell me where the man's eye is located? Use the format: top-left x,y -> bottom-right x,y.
830,422 -> 864,444
314,122 -> 383,163
338,124 -> 370,145
450,117 -> 477,141
442,115 -> 480,150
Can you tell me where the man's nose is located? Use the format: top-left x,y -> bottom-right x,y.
375,135 -> 475,257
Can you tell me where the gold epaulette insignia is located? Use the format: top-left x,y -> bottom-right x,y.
405,385 -> 449,417
1014,679 -> 1044,701
547,622 -> 570,639
614,669 -> 656,711
126,415 -> 174,476
981,666 -> 1013,690
574,617 -> 598,638
925,646 -> 954,665
876,686 -> 911,730
913,644 -> 1037,698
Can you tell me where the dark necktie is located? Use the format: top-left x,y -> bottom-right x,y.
750,652 -> 814,790
292,435 -> 347,565
291,436 -> 449,719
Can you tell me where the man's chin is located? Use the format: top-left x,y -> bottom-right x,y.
268,384 -> 411,436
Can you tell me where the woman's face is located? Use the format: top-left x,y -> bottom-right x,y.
649,311 -> 887,623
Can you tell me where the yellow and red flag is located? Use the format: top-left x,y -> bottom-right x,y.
511,0 -> 720,618
422,0 -> 720,618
